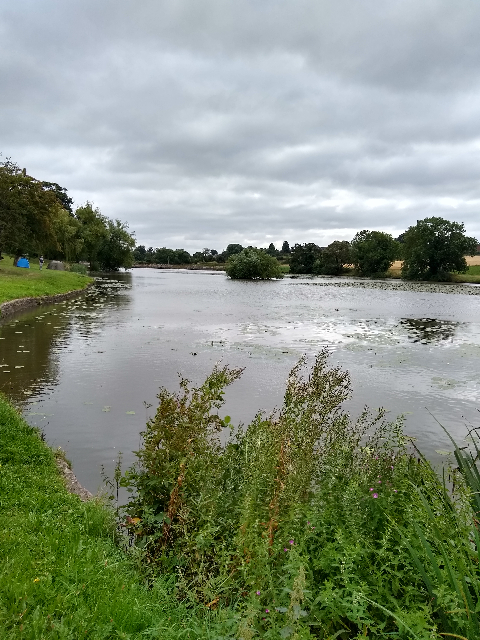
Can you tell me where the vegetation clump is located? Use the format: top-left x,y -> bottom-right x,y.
225,247 -> 283,279
401,216 -> 478,281
0,157 -> 135,270
313,240 -> 352,275
121,351 -> 480,639
351,230 -> 400,277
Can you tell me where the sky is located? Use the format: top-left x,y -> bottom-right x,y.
1,0 -> 480,252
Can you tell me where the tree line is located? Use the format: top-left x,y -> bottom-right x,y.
289,220 -> 478,281
0,157 -> 135,270
133,241 -> 292,266
135,218 -> 478,281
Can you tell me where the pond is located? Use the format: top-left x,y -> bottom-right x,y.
1,269 -> 479,494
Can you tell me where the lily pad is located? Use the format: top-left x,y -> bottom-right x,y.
102,406 -> 111,412
126,411 -> 136,415
435,450 -> 452,456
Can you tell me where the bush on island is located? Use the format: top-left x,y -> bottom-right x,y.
225,247 -> 283,280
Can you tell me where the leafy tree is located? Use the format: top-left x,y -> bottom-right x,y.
154,247 -> 191,265
289,243 -> 322,274
401,217 -> 478,281
313,240 -> 352,275
41,181 -> 74,214
225,248 -> 283,280
97,219 -> 136,270
75,202 -> 109,270
49,204 -> 83,261
266,242 -> 278,257
133,245 -> 147,263
281,240 -> 290,254
351,230 -> 399,276
0,158 -> 58,258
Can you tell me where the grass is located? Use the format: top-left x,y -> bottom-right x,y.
0,395 -> 219,639
0,256 -> 93,305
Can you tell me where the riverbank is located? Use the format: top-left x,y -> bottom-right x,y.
0,395 -> 212,638
0,256 -> 93,314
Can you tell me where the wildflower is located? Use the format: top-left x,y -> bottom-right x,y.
265,609 -> 270,613
284,548 -> 288,552
372,493 -> 378,498
394,489 -> 398,493
369,488 -> 373,491
289,539 -> 294,545
378,480 -> 381,483
256,591 -> 261,595
34,578 -> 40,583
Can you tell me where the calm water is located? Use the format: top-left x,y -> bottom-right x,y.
1,269 -> 479,493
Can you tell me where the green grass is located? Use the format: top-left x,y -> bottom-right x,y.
0,256 -> 93,305
0,395 -> 220,639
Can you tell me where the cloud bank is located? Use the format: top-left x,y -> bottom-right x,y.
1,0 -> 480,250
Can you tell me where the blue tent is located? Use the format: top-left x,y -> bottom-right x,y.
16,257 -> 30,268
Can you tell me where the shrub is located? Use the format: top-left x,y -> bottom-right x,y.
313,240 -> 352,275
225,248 -> 283,279
401,216 -> 478,281
67,262 -> 88,274
351,230 -> 400,276
120,351 -> 480,638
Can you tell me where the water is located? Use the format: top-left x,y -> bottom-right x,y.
1,269 -> 479,494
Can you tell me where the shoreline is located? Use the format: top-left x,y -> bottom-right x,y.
0,281 -> 95,319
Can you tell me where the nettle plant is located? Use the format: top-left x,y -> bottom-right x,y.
120,351 -> 480,639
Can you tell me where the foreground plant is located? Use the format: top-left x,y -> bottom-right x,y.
121,351 -> 480,639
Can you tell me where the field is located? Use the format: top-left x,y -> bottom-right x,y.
0,256 -> 93,305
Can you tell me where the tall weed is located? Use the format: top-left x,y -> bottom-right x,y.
120,350 -> 479,638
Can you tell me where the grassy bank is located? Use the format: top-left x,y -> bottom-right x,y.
0,395 -> 218,639
0,256 -> 93,305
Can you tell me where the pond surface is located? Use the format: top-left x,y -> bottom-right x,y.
1,269 -> 479,494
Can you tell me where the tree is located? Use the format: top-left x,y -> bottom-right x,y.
41,181 -> 74,214
351,230 -> 399,276
281,240 -> 290,254
0,158 -> 58,258
266,242 -> 278,257
49,203 -> 83,261
75,202 -> 109,269
401,217 -> 478,281
225,248 -> 283,280
289,243 -> 322,274
97,219 -> 136,270
133,245 -> 147,263
313,241 -> 352,276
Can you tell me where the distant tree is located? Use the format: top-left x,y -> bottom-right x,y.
192,251 -> 204,263
226,248 -> 283,280
289,243 -> 322,274
145,247 -> 155,263
351,230 -> 399,276
266,242 -> 278,257
224,243 -> 244,257
281,240 -> 291,254
133,245 -> 147,263
401,217 -> 478,281
313,241 -> 352,276
97,219 -> 135,270
75,202 -> 109,270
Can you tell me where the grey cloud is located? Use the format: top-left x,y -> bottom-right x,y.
1,0 -> 480,251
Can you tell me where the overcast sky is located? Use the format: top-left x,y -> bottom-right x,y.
1,0 -> 480,252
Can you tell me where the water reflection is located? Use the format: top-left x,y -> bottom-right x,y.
0,276 -> 132,402
400,318 -> 459,344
